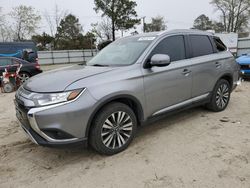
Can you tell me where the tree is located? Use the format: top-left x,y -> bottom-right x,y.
91,19 -> 112,41
56,14 -> 95,50
56,14 -> 82,49
212,21 -> 225,32
193,14 -> 213,30
94,0 -> 140,41
44,4 -> 67,49
144,16 -> 166,32
82,32 -> 97,49
10,5 -> 41,41
0,7 -> 4,27
32,32 -> 54,50
0,7 -> 13,42
210,0 -> 250,32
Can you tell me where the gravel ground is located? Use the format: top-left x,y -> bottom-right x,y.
0,68 -> 250,187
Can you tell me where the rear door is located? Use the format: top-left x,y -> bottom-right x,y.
188,35 -> 219,97
142,35 -> 193,116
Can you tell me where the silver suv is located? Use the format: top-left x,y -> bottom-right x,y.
15,30 -> 240,155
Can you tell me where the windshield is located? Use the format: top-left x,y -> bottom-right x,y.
87,36 -> 156,66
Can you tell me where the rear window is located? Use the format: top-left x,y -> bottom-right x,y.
190,35 -> 214,57
213,37 -> 227,52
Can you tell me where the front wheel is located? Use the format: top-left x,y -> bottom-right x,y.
3,83 -> 14,93
90,102 -> 137,155
206,79 -> 231,112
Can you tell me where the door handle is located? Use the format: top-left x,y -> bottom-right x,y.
182,69 -> 191,76
215,62 -> 221,68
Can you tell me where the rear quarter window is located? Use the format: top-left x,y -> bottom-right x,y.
190,35 -> 214,57
213,37 -> 227,52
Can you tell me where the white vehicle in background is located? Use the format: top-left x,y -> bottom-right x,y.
215,33 -> 238,56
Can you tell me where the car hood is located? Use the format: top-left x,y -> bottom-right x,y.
236,55 -> 250,65
23,65 -> 117,92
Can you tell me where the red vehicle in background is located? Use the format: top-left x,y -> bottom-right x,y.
0,57 -> 42,93
0,64 -> 22,93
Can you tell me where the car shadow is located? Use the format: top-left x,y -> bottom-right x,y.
13,106 -> 210,165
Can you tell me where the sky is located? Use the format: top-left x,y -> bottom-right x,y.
1,0 -> 220,37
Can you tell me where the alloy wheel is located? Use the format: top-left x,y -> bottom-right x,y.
19,73 -> 30,83
215,83 -> 229,109
101,111 -> 133,149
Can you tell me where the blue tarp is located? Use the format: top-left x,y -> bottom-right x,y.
0,50 -> 22,58
236,54 -> 250,65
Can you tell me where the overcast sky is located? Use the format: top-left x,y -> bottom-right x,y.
1,0 -> 219,36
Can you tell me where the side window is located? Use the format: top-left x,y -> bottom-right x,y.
190,35 -> 214,57
150,35 -> 186,62
0,59 -> 12,66
213,37 -> 227,52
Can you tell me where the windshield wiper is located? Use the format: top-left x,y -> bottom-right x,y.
91,64 -> 110,67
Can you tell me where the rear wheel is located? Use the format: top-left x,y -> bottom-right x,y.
90,102 -> 137,155
206,79 -> 231,112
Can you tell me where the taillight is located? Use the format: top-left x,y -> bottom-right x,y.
35,58 -> 40,69
35,63 -> 40,70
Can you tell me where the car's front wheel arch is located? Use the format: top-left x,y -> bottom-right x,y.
89,102 -> 138,155
85,94 -> 144,140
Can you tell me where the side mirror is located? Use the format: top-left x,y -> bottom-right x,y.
150,54 -> 171,67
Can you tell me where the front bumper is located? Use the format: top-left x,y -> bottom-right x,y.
20,123 -> 87,147
15,88 -> 97,146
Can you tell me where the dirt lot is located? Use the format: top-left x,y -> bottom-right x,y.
0,74 -> 250,187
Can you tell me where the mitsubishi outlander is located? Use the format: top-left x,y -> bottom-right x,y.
15,30 -> 240,155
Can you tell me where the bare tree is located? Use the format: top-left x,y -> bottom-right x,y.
0,7 -> 13,42
44,5 -> 67,37
10,5 -> 41,41
0,26 -> 14,42
43,4 -> 67,49
0,7 -> 4,27
210,0 -> 250,32
91,19 -> 112,41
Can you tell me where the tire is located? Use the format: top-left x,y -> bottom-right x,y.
19,72 -> 30,84
3,83 -> 14,93
206,79 -> 231,112
90,102 -> 137,155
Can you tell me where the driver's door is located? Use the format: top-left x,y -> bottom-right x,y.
142,35 -> 193,117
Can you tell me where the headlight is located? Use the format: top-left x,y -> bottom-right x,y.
31,89 -> 84,106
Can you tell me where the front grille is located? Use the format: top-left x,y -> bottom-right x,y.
241,65 -> 250,70
15,99 -> 31,128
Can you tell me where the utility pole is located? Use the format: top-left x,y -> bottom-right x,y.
142,16 -> 146,33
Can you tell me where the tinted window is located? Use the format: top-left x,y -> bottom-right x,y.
150,35 -> 186,62
0,59 -> 12,66
190,35 -> 214,57
213,37 -> 227,52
